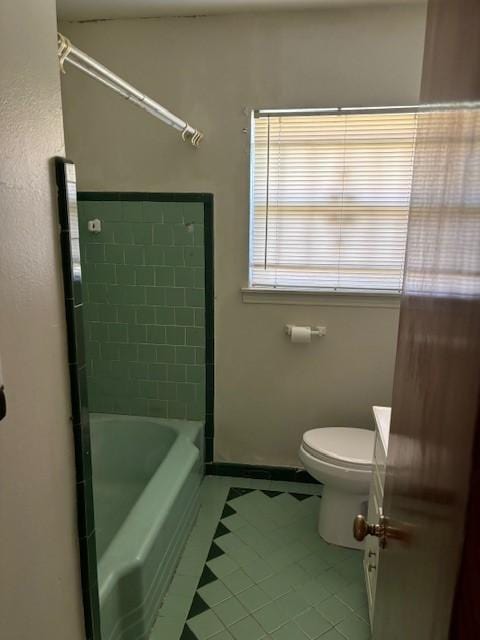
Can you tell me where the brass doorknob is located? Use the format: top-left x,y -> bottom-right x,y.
353,514 -> 386,546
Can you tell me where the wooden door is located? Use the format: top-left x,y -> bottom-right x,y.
372,0 -> 480,638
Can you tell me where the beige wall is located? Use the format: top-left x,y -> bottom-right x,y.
60,5 -> 426,467
0,1 -> 85,638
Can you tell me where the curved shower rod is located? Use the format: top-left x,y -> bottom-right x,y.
57,33 -> 204,147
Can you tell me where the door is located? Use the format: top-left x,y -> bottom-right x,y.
372,0 -> 480,638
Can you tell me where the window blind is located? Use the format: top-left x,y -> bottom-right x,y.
250,109 -> 418,293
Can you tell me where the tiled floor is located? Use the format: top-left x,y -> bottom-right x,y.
150,476 -> 371,640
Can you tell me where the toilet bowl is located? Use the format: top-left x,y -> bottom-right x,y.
299,427 -> 374,549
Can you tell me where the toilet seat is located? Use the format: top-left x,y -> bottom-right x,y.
302,427 -> 374,470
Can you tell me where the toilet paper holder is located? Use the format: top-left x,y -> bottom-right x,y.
285,325 -> 327,338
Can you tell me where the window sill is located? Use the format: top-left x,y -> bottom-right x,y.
241,287 -> 401,308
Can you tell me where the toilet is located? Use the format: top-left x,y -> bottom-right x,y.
299,427 -> 374,549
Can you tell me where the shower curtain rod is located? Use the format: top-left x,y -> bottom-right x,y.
57,33 -> 204,147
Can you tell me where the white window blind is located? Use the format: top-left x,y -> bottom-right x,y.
250,108 -> 418,293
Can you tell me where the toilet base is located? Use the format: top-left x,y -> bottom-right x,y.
318,486 -> 367,550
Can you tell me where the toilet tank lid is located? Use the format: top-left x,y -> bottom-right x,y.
302,427 -> 375,466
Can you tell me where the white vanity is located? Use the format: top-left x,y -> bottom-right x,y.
363,405 -> 391,627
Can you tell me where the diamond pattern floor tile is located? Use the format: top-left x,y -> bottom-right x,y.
150,477 -> 371,640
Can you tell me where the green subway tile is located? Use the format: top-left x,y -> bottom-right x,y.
116,265 -> 135,285
162,202 -> 184,223
165,287 -> 185,306
175,307 -> 195,326
80,199 -> 207,420
186,365 -> 204,384
177,383 -> 196,403
141,202 -> 162,223
88,283 -> 107,303
166,326 -> 185,345
92,376 -> 116,396
147,325 -> 166,344
114,222 -> 134,244
138,379 -> 158,399
106,285 -> 124,305
129,362 -> 149,379
118,343 -> 138,362
186,327 -> 205,347
128,324 -> 147,343
173,224 -> 194,247
187,402 -> 205,421
194,384 -> 207,412
108,363 -> 125,380
117,306 -> 136,323
85,360 -> 93,378
84,304 -> 100,321
194,268 -> 205,289
184,247 -> 204,267
146,287 -> 165,306
124,245 -> 145,265
83,263 -> 97,282
157,345 -> 176,363
114,377 -> 135,396
128,398 -> 150,415
147,399 -> 168,418
194,225 -> 204,247
96,222 -> 115,243
136,307 -> 156,324
174,267 -> 195,288
105,244 -> 124,264
186,288 -> 205,308
92,359 -> 112,377
194,309 -> 205,327
176,346 -> 196,365
184,203 -> 205,224
156,307 -> 175,325
138,344 -> 158,363
195,347 -> 206,364
101,343 -> 120,360
158,382 -> 177,401
87,341 -> 100,359
113,396 -> 137,414
155,266 -> 175,286
153,224 -> 173,246
90,322 -> 109,342
133,224 -> 153,245
98,304 -> 117,322
145,246 -> 164,266
150,363 -> 168,381
167,401 -> 186,419
135,266 -> 154,285
124,286 -> 145,305
90,394 -> 113,413
164,247 -> 185,266
91,201 -> 124,222
86,243 -> 105,263
108,323 -> 128,343
121,201 -> 143,222
168,364 -> 186,382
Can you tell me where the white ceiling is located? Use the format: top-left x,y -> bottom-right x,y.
57,0 -> 423,22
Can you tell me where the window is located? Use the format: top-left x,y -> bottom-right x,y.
249,107 -> 418,294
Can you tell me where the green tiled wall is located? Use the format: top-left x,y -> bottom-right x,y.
78,199 -> 206,421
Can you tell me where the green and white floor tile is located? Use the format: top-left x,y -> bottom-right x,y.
150,476 -> 371,640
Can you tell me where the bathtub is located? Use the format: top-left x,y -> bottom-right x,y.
90,413 -> 204,640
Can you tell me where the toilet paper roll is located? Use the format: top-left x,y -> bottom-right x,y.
289,326 -> 312,343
